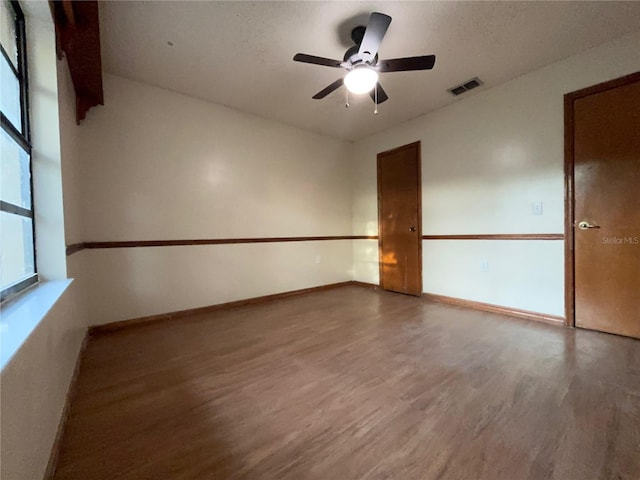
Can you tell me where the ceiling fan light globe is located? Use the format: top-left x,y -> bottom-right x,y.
344,67 -> 378,94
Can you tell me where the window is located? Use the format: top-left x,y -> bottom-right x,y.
1,0 -> 35,301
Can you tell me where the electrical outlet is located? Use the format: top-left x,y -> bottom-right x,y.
532,202 -> 543,215
480,260 -> 489,272
315,255 -> 321,264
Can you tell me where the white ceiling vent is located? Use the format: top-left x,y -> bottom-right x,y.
448,77 -> 483,96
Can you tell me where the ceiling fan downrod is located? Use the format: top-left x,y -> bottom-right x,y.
374,84 -> 378,114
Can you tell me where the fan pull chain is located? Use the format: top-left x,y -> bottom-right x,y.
345,88 -> 350,108
374,84 -> 378,115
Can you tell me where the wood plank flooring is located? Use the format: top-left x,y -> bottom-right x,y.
53,285 -> 640,479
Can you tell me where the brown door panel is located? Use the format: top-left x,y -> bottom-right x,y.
572,77 -> 640,338
378,142 -> 422,296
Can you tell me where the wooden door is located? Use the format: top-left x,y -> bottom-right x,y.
377,141 -> 422,296
568,73 -> 640,338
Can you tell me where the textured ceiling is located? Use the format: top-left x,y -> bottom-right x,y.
100,1 -> 640,141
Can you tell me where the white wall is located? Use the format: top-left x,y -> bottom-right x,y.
352,32 -> 640,317
58,56 -> 90,330
78,75 -> 353,325
29,16 -> 66,280
84,241 -> 351,325
1,8 -> 86,480
58,62 -> 85,247
0,284 -> 82,480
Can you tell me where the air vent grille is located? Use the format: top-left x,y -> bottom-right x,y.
448,77 -> 483,96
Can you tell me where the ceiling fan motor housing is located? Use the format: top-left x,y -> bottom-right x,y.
343,44 -> 378,67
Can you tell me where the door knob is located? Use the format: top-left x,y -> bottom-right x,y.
577,221 -> 600,230
409,226 -> 416,232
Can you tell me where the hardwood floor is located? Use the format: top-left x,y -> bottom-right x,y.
53,285 -> 640,479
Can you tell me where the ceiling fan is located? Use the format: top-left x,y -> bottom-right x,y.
293,12 -> 436,105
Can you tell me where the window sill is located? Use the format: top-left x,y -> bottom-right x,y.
0,279 -> 73,370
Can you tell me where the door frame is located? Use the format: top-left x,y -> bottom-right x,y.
377,140 -> 423,295
563,71 -> 640,327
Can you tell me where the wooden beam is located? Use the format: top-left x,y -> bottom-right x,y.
50,0 -> 103,123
